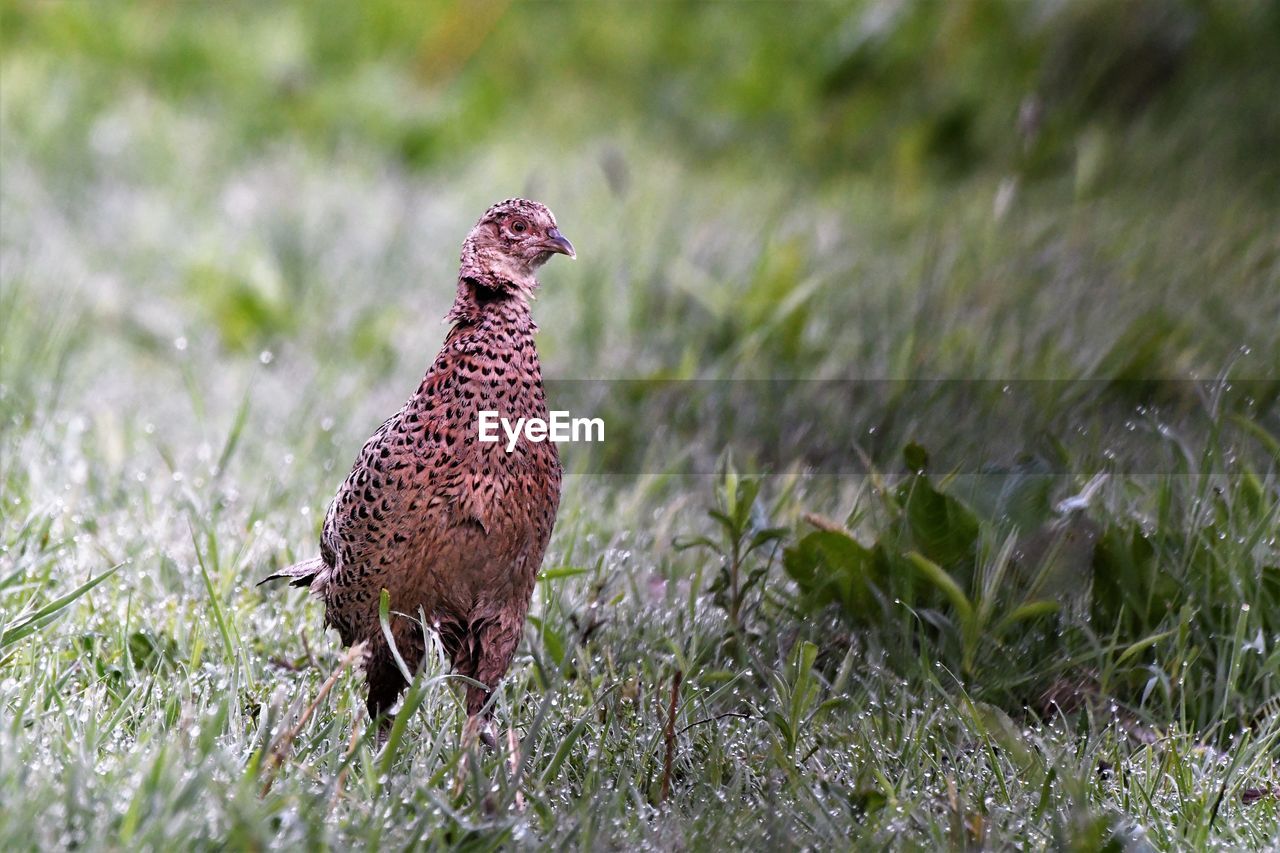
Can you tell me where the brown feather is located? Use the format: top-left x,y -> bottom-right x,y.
268,199 -> 568,726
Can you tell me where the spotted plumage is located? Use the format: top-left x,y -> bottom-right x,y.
262,199 -> 572,734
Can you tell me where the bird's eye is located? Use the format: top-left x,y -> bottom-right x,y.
511,219 -> 527,234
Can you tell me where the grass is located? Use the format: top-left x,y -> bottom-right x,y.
2,1 -> 1279,849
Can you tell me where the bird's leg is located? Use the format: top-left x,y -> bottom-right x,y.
462,711 -> 497,750
506,725 -> 525,812
464,616 -> 522,751
452,618 -> 516,795
452,698 -> 502,797
452,714 -> 489,797
461,713 -> 487,748
373,713 -> 395,747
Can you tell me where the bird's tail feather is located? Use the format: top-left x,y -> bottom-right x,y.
258,556 -> 323,589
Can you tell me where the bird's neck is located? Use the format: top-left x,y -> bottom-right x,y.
444,277 -> 538,335
451,237 -> 539,322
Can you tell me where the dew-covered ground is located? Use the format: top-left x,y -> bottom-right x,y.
2,3 -> 1279,850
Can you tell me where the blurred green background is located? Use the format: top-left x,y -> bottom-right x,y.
3,1 -> 1279,848
6,0 -> 1279,184
3,0 -> 1277,389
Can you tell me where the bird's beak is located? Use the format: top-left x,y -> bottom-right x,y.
543,228 -> 576,259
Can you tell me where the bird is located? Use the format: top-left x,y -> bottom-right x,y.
262,198 -> 573,745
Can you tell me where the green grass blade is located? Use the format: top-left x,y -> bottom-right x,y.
1,563 -> 124,650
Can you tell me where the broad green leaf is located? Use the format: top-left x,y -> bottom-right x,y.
897,474 -> 980,568
783,529 -> 878,617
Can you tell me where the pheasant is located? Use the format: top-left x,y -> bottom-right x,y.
262,199 -> 572,742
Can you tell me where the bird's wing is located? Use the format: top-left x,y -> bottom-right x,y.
312,316 -> 553,642
320,413 -> 408,572
314,390 -> 463,637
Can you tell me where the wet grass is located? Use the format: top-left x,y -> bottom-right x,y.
2,2 -> 1280,849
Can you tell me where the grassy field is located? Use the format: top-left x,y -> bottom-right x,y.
2,2 -> 1279,849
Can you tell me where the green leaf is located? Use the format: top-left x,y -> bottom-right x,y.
971,701 -> 1035,772
537,617 -> 566,665
213,387 -> 252,482
747,526 -> 788,553
1117,629 -> 1175,665
540,715 -> 591,785
673,535 -> 720,553
903,442 -> 929,473
737,480 -> 762,527
1232,414 -> 1280,459
192,527 -> 237,668
765,710 -> 792,749
2,563 -> 124,650
897,474 -> 980,568
993,600 -> 1060,634
905,551 -> 973,624
958,456 -> 1055,534
378,589 -> 414,683
707,509 -> 737,532
783,530 -> 879,617
789,640 -> 819,737
538,565 -> 591,582
1092,524 -> 1174,635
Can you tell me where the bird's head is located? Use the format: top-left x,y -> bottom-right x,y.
458,198 -> 575,298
